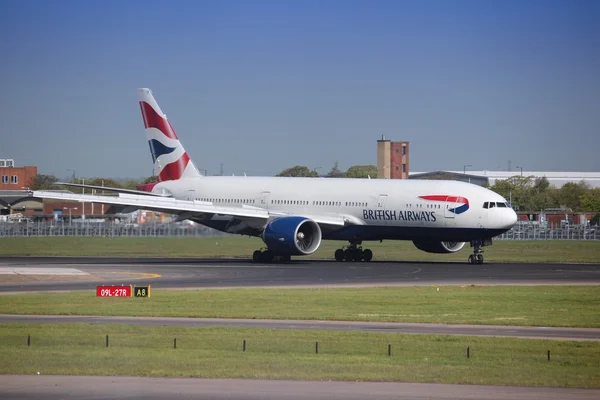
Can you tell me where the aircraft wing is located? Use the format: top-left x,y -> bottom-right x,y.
54,182 -> 169,197
31,190 -> 269,220
30,191 -> 361,227
268,210 -> 364,227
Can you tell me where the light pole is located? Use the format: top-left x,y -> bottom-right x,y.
63,207 -> 78,226
66,169 -> 76,182
516,166 -> 523,176
463,164 -> 472,174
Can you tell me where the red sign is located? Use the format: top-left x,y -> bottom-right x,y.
96,285 -> 132,297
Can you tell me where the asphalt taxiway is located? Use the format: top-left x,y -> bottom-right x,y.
2,314 -> 599,341
1,256 -> 599,293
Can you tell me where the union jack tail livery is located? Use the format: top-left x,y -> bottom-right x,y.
138,88 -> 201,181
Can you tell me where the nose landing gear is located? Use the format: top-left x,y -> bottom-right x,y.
468,253 -> 484,264
468,239 -> 490,264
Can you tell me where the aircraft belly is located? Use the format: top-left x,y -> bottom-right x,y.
322,225 -> 509,242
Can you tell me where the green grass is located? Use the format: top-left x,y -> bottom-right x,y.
2,286 -> 599,327
1,323 -> 598,387
1,237 -> 599,263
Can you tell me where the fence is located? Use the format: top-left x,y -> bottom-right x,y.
0,221 -> 232,238
496,222 -> 599,240
0,221 -> 598,240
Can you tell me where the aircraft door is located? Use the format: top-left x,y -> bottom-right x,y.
260,191 -> 271,210
444,196 -> 457,219
377,194 -> 388,209
187,190 -> 195,202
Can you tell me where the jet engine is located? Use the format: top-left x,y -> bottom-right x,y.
412,241 -> 466,254
262,216 -> 322,255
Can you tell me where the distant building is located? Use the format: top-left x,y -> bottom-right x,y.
410,170 -> 600,188
409,171 -> 489,186
0,189 -> 112,221
0,159 -> 37,190
377,136 -> 409,179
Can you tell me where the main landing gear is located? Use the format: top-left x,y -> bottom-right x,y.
334,241 -> 373,262
468,240 -> 486,264
252,249 -> 291,263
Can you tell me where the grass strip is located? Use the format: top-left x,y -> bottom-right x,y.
2,286 -> 599,328
0,237 -> 599,263
1,323 -> 598,387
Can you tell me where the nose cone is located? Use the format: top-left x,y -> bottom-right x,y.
507,209 -> 518,228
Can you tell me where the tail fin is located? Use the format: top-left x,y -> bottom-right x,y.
138,88 -> 201,181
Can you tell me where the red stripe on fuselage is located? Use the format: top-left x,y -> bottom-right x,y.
158,153 -> 190,182
139,101 -> 179,140
419,195 -> 469,204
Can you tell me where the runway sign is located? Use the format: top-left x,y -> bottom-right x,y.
133,285 -> 151,298
96,285 -> 132,297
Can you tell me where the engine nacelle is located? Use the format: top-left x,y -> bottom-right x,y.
412,240 -> 466,254
262,216 -> 322,255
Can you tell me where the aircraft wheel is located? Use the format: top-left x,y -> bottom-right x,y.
468,254 -> 474,264
252,250 -> 262,263
343,249 -> 354,262
476,254 -> 484,264
262,250 -> 274,262
362,249 -> 373,262
334,249 -> 344,262
353,251 -> 363,262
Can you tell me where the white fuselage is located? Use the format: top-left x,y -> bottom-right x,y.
152,176 -> 517,242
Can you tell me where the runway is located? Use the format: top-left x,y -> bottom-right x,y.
2,376 -> 598,400
1,256 -> 599,293
2,314 -> 599,341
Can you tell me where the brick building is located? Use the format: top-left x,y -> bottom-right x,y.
376,136 -> 409,179
0,159 -> 37,190
517,211 -> 597,226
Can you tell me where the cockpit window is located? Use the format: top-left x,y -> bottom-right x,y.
485,201 -> 511,209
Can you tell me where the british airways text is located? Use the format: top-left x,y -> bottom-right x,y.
362,209 -> 437,222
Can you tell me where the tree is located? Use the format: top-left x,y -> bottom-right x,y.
488,175 -> 561,211
533,177 -> 550,192
276,166 -> 319,177
554,182 -> 589,212
489,175 -> 532,211
119,179 -> 142,190
345,165 -> 378,179
28,174 -> 60,190
414,172 -> 457,181
580,188 -> 600,212
85,178 -> 123,188
326,161 -> 344,178
142,176 -> 159,184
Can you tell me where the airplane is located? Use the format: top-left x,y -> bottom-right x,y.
31,88 -> 518,264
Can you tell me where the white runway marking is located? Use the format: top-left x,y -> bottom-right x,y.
0,267 -> 90,276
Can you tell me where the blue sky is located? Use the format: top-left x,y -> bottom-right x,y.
1,0 -> 599,179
